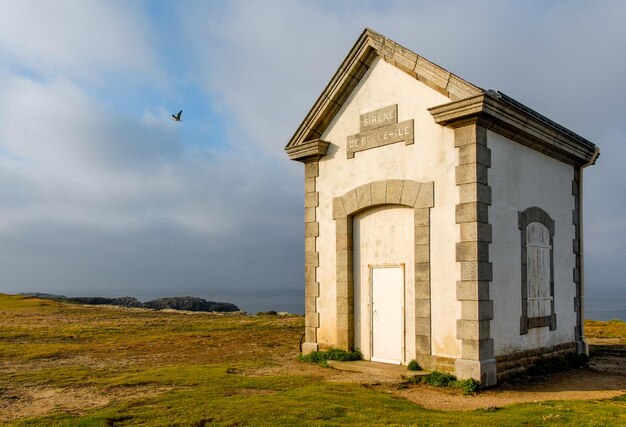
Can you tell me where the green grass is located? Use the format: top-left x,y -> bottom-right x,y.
299,348 -> 362,367
408,371 -> 480,395
1,294 -> 625,426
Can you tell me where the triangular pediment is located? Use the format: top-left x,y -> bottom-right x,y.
285,28 -> 483,152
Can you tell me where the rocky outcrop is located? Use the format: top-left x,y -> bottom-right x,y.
143,296 -> 240,312
20,293 -> 240,313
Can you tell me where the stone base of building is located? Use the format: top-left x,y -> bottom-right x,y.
495,342 -> 578,381
414,354 -> 456,373
301,342 -> 319,354
455,358 -> 498,387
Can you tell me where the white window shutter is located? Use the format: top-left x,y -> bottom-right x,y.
526,222 -> 551,318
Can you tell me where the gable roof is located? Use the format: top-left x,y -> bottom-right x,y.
285,28 -> 598,166
285,28 -> 482,151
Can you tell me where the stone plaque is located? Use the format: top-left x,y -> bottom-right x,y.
347,104 -> 414,158
360,104 -> 397,131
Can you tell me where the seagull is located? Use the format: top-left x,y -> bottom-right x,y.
172,110 -> 182,121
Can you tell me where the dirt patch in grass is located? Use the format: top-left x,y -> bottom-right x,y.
389,368 -> 626,411
0,384 -> 174,422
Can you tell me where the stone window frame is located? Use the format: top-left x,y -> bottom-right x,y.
331,179 -> 434,364
518,206 -> 556,334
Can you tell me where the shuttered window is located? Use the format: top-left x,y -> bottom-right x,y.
526,222 -> 552,318
518,206 -> 556,334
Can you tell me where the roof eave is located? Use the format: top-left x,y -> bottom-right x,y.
428,92 -> 599,166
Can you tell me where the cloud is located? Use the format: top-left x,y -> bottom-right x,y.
0,1 -> 624,311
0,0 -> 161,85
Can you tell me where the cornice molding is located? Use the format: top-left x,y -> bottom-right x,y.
285,139 -> 330,162
429,92 -> 598,166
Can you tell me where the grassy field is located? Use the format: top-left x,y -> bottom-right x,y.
1,294 -> 625,426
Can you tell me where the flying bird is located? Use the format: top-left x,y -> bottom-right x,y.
172,110 -> 182,121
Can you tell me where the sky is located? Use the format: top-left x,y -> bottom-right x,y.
0,1 -> 624,314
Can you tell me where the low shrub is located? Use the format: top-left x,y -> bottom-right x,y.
455,378 -> 480,395
419,371 -> 480,395
299,348 -> 362,367
407,360 -> 422,371
423,371 -> 456,388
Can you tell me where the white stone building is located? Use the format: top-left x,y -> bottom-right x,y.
285,29 -> 599,386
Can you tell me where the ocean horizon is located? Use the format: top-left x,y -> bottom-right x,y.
584,286 -> 626,321
15,285 -> 624,321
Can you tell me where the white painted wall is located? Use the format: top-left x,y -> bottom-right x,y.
315,58 -> 461,358
488,131 -> 576,356
353,206 -> 414,362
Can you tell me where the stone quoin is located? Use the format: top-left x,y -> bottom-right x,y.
285,28 -> 599,386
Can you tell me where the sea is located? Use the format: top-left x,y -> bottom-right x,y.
585,286 -> 626,321
30,285 -> 623,320
202,286 -> 626,321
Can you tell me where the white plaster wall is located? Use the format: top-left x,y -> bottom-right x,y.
353,206 -> 414,362
315,57 -> 461,358
488,131 -> 576,356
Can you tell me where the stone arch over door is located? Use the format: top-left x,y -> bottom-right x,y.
332,179 -> 434,362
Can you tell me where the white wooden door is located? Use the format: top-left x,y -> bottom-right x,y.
371,266 -> 404,364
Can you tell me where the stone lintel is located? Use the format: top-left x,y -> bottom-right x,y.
371,181 -> 387,205
385,179 -> 404,204
332,197 -> 346,219
400,181 -> 420,206
341,190 -> 358,215
415,181 -> 434,208
355,184 -> 372,209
